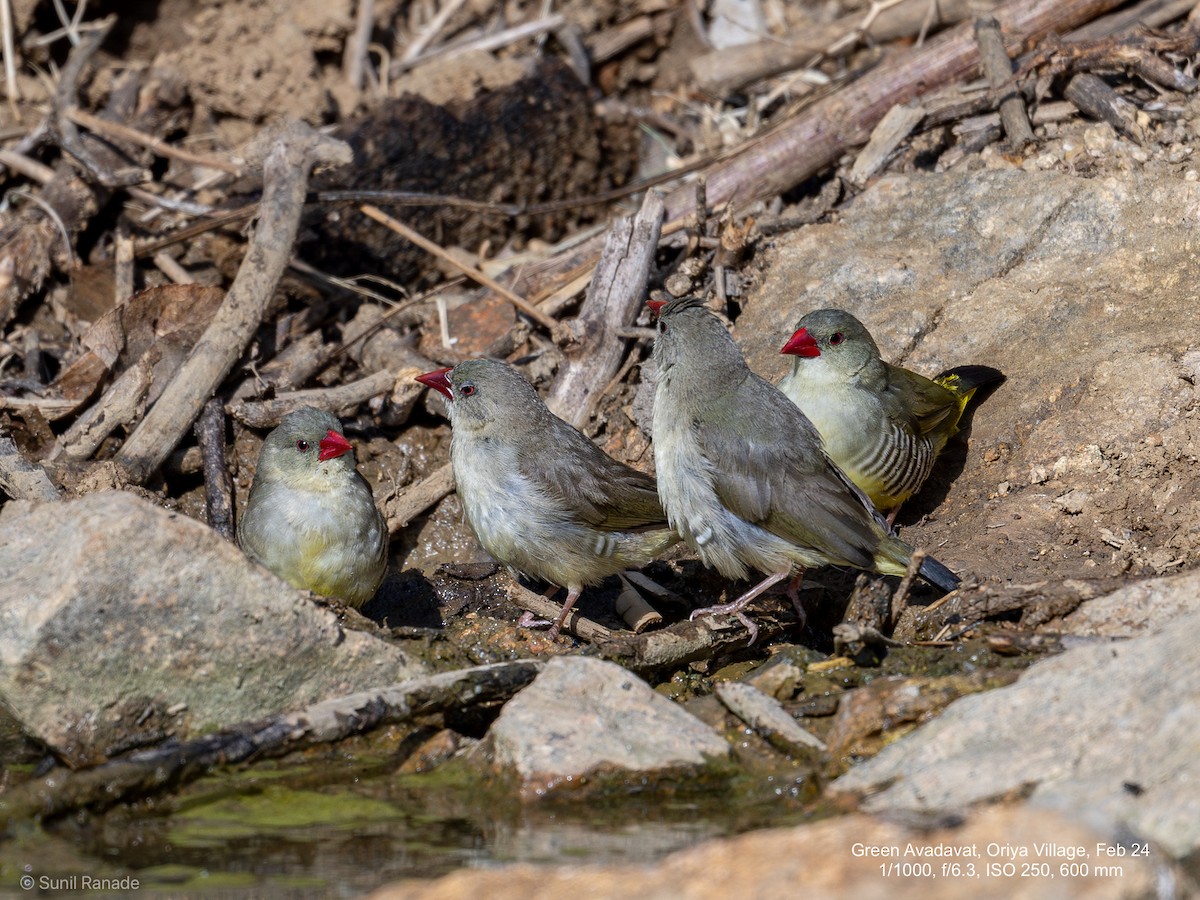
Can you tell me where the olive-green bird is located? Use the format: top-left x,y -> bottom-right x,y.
415,358 -> 679,638
649,297 -> 960,644
779,309 -> 1003,522
238,407 -> 388,607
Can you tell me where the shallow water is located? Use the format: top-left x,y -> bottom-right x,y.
7,749 -> 817,896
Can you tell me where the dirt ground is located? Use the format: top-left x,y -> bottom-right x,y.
4,0 -> 1200,647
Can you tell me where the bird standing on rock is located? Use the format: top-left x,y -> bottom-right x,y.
238,406 -> 388,607
779,308 -> 1003,523
648,296 -> 960,643
415,358 -> 679,638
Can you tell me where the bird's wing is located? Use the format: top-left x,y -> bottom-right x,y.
516,417 -> 667,531
695,374 -> 882,568
884,365 -> 963,437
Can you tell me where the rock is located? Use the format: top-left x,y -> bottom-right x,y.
369,805 -> 1172,899
482,657 -> 729,797
1060,570 -> 1200,638
830,604 -> 1200,859
734,167 -> 1200,586
824,671 -> 1017,767
0,491 -> 426,766
714,681 -> 825,755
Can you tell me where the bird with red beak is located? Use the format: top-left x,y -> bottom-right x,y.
238,406 -> 388,606
778,308 -> 1002,523
416,358 -> 678,638
648,296 -> 960,643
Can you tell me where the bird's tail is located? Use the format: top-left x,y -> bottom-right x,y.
876,535 -> 961,594
934,365 -> 1006,415
918,553 -> 961,593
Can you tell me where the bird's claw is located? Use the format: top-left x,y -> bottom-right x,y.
518,611 -> 553,629
689,604 -> 759,645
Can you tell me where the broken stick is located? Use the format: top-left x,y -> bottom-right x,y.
116,123 -> 353,482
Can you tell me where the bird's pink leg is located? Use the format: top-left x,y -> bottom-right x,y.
546,586 -> 580,639
689,568 -> 791,645
517,584 -> 559,630
785,569 -> 807,629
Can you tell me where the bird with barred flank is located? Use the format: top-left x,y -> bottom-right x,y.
779,308 -> 1003,524
648,296 -> 960,643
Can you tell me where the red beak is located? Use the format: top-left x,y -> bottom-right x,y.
318,429 -> 353,461
646,299 -> 667,315
781,327 -> 820,358
415,367 -> 454,400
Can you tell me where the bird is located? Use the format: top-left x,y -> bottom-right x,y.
648,296 -> 960,643
414,358 -> 679,638
238,406 -> 388,607
778,308 -> 1003,523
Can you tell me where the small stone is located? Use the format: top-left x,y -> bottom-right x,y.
665,272 -> 694,297
1055,490 -> 1088,514
484,657 -> 729,797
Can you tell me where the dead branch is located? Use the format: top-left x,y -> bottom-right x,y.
690,0 -> 1004,96
545,191 -> 664,428
669,0 -> 1126,223
593,614 -> 788,675
509,582 -> 615,642
1072,0 -> 1198,40
115,123 -> 353,483
359,204 -> 556,331
65,107 -> 244,177
1064,72 -> 1145,142
848,102 -> 926,188
0,661 -> 542,824
384,462 -> 455,534
49,357 -> 153,461
226,367 -> 413,429
196,398 -> 235,541
48,17 -> 148,188
343,0 -> 375,91
975,18 -> 1035,150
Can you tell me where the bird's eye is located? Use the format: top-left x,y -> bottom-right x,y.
658,320 -> 667,333
295,440 -> 311,452
459,383 -> 476,397
830,332 -> 845,345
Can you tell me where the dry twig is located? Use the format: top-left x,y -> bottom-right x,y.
975,17 -> 1035,149
116,123 -> 353,483
0,661 -> 542,823
196,398 -> 235,541
360,204 -> 556,330
545,191 -> 665,428
384,462 -> 455,534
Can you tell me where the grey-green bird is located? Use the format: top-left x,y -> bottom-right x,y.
238,406 -> 388,607
649,297 -> 959,642
779,308 -> 1003,521
415,358 -> 679,638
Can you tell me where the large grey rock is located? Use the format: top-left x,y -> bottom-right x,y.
484,657 -> 729,795
831,592 -> 1200,859
0,491 -> 425,766
735,166 -> 1200,586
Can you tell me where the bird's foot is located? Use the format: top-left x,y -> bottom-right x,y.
518,611 -> 553,629
688,570 -> 793,646
689,599 -> 760,645
784,571 -> 808,630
